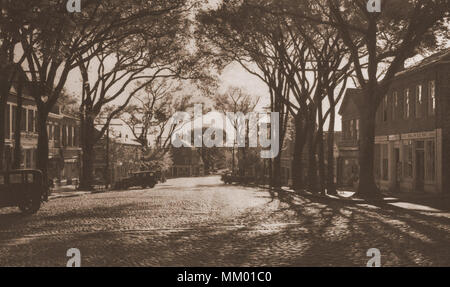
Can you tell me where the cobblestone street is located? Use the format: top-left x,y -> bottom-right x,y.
0,176 -> 449,267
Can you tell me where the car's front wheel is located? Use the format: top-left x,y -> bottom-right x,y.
19,194 -> 41,215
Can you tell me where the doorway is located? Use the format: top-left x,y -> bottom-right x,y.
416,149 -> 425,192
394,148 -> 400,191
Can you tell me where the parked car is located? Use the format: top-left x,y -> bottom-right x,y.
114,171 -> 158,190
221,172 -> 233,184
0,169 -> 50,215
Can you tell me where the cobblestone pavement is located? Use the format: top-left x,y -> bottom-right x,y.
0,176 -> 449,266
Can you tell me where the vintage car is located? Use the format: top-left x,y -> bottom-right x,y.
221,172 -> 235,184
0,169 -> 50,215
114,171 -> 158,190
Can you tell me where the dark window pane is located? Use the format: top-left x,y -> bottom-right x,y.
9,174 -> 22,184
20,108 -> 26,131
5,104 -> 10,139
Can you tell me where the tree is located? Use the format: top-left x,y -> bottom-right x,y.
121,79 -> 193,170
76,1 -> 198,189
212,86 -> 259,176
198,0 -> 352,192
10,0 -> 167,181
0,0 -> 30,170
288,0 -> 449,197
197,1 -> 292,187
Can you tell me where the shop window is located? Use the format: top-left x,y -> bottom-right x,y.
62,125 -> 67,146
428,81 -> 436,116
403,141 -> 413,178
27,109 -> 34,132
426,141 -> 436,181
382,144 -> 388,180
26,150 -> 31,168
48,124 -> 53,140
374,144 -> 381,179
20,108 -> 26,131
415,84 -> 423,118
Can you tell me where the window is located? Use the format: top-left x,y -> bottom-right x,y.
11,106 -> 16,134
356,119 -> 360,140
383,96 -> 388,122
9,174 -> 22,184
374,145 -> 381,180
428,81 -> 436,116
55,125 -> 60,146
349,120 -> 354,139
0,175 -> 4,184
20,107 -> 26,131
5,104 -> 10,140
62,125 -> 67,146
382,144 -> 388,180
392,91 -> 398,120
25,150 -> 31,168
48,124 -> 53,140
415,84 -> 423,118
26,173 -> 34,183
27,109 -> 34,132
404,88 -> 410,119
426,141 -> 435,181
403,141 -> 413,178
68,126 -> 73,147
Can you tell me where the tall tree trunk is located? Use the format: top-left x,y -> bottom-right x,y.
317,105 -> 326,195
292,114 -> 307,191
327,104 -> 337,195
357,93 -> 379,197
36,107 -> 49,182
307,122 -> 318,193
0,86 -> 7,171
12,75 -> 24,169
80,116 -> 96,190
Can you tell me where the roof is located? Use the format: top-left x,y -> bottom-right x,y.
338,88 -> 362,115
396,48 -> 450,78
113,137 -> 141,147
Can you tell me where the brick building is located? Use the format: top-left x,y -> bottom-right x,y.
3,87 -> 81,185
338,49 -> 450,193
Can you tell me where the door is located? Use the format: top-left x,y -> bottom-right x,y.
394,148 -> 400,191
416,150 -> 425,192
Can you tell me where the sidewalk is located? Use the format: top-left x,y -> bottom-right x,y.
247,182 -> 450,212
48,185 -> 91,200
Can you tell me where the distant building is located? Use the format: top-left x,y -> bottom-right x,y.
93,131 -> 143,185
170,145 -> 205,178
338,49 -> 450,193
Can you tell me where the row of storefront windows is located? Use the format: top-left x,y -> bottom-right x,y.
374,139 -> 435,183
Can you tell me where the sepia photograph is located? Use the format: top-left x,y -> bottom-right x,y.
0,0 -> 449,271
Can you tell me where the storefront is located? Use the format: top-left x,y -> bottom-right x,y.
374,129 -> 442,193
